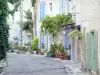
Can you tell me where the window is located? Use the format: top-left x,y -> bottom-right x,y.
49,3 -> 52,12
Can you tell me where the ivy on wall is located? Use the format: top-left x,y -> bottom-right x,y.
0,0 -> 20,60
0,0 -> 9,60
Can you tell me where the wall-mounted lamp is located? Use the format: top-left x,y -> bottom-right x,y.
63,30 -> 66,34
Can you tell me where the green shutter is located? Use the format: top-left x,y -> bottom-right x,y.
86,31 -> 98,72
94,31 -> 98,72
86,33 -> 91,69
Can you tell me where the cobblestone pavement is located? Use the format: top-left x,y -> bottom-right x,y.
2,54 -> 68,75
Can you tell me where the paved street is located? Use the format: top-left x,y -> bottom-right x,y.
2,54 -> 68,75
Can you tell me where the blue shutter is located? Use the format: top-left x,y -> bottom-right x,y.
40,1 -> 45,20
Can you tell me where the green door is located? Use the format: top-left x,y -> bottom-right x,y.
86,31 -> 98,72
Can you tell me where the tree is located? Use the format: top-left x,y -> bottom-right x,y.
0,0 -> 20,61
41,13 -> 73,43
18,9 -> 33,37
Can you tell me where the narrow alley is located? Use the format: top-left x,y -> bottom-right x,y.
2,54 -> 67,75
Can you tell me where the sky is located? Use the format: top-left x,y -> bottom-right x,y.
8,0 -> 32,23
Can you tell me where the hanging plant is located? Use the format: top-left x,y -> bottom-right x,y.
68,30 -> 82,40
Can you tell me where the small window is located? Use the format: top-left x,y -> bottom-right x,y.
49,3 -> 52,12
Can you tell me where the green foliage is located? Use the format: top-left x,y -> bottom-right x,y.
17,46 -> 28,51
58,43 -> 64,55
0,0 -> 9,60
31,36 -> 38,51
47,44 -> 58,57
24,42 -> 30,46
68,30 -> 82,40
8,0 -> 20,18
24,10 -> 32,20
18,9 -> 33,33
0,0 -> 20,60
41,13 -> 73,39
62,13 -> 73,25
31,0 -> 36,7
8,0 -> 19,4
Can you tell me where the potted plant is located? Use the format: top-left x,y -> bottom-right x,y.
31,36 -> 38,54
63,51 -> 68,60
55,47 -> 60,58
58,43 -> 64,60
59,47 -> 65,60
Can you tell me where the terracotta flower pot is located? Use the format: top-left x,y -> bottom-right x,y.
64,56 -> 68,60
60,55 -> 64,60
56,54 -> 60,58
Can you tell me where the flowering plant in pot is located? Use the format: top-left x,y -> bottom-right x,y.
31,36 -> 38,54
59,47 -> 65,60
55,50 -> 60,58
58,43 -> 64,60
55,45 -> 60,58
63,51 -> 68,60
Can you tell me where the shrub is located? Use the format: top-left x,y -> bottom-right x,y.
31,36 -> 38,51
58,43 -> 65,55
46,44 -> 58,57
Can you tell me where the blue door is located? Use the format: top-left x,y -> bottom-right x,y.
64,28 -> 71,49
64,28 -> 75,61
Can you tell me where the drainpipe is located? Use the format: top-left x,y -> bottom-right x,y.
82,23 -> 88,72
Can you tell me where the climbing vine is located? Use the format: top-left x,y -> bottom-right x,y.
0,0 -> 20,61
41,13 -> 73,42
0,0 -> 9,60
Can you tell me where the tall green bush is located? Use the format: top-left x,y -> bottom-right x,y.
31,36 -> 38,51
0,0 -> 9,60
